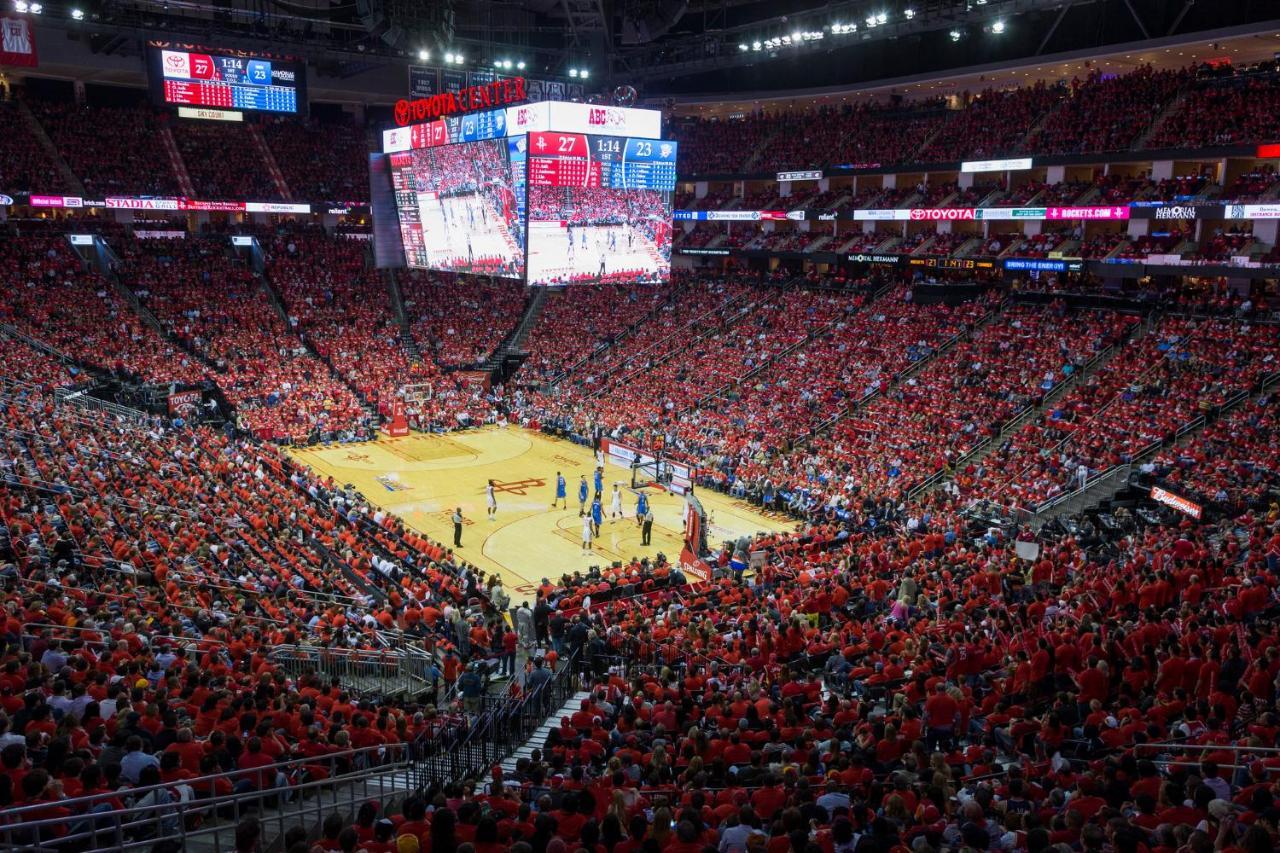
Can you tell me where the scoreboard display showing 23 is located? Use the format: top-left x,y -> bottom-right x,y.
526,132 -> 678,190
148,44 -> 306,115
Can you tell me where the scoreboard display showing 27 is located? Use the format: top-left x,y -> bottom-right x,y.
148,44 -> 305,115
525,131 -> 677,286
527,132 -> 678,190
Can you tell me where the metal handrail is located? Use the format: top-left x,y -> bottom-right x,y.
0,746 -> 418,853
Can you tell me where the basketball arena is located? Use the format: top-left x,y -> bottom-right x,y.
3,1 -> 1280,851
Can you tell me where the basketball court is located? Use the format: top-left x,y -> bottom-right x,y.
419,192 -> 523,270
527,222 -> 667,285
287,427 -> 792,599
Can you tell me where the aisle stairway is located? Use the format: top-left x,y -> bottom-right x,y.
498,690 -> 591,776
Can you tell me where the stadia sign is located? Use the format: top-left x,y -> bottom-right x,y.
394,76 -> 527,126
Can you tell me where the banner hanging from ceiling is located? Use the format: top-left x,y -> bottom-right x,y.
0,17 -> 38,66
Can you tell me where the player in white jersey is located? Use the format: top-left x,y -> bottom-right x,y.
610,483 -> 623,520
486,479 -> 497,520
581,513 -> 594,553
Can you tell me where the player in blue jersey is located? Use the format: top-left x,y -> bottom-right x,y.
593,466 -> 604,499
636,490 -> 649,520
590,496 -> 603,538
578,475 -> 589,515
552,471 -> 567,510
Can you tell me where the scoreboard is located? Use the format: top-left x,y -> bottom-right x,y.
148,44 -> 305,115
527,132 -> 678,190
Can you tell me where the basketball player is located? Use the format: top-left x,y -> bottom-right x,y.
552,472 -> 566,510
581,512 -> 594,554
590,495 -> 603,538
577,475 -> 589,515
610,483 -> 623,520
593,466 -> 604,500
486,479 -> 497,520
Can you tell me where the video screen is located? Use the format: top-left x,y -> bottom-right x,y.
526,132 -> 676,285
147,43 -> 305,115
527,187 -> 673,285
387,138 -> 525,278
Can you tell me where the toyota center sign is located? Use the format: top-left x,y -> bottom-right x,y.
394,76 -> 528,126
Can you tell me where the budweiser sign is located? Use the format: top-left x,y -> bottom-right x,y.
394,77 -> 527,126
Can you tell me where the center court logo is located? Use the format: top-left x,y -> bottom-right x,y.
490,478 -> 546,495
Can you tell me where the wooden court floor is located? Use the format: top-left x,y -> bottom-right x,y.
287,427 -> 794,600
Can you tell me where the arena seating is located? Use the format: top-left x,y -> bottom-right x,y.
9,51 -> 1280,853
964,313 -> 1277,508
0,235 -> 207,385
29,100 -> 183,197
1145,78 -> 1280,149
260,116 -> 372,202
919,83 -> 1062,163
266,233 -> 426,406
521,283 -> 670,384
0,100 -> 65,194
117,237 -> 366,440
173,122 -> 279,200
398,271 -> 527,368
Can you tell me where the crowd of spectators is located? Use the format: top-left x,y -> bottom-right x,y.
29,100 -> 183,197
963,313 -> 1276,509
0,100 -> 66,194
1145,77 -> 1280,149
260,116 -> 372,202
267,234 -> 426,407
117,236 -> 366,441
919,84 -> 1062,163
398,271 -> 528,369
0,235 -> 207,385
173,122 -> 280,200
521,283 -> 671,385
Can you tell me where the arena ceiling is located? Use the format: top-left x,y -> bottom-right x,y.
20,0 -> 1280,98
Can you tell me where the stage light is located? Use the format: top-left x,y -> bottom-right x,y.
791,30 -> 801,41
13,1 -> 28,12
751,40 -> 761,50
991,19 -> 1005,33
866,15 -> 876,27
568,68 -> 579,77
580,69 -> 589,78
904,8 -> 915,19
417,49 -> 429,61
950,29 -> 962,41
70,7 -> 83,18
517,61 -> 526,69
876,12 -> 887,24
29,2 -> 40,11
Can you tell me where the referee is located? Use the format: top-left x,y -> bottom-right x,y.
452,507 -> 464,548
